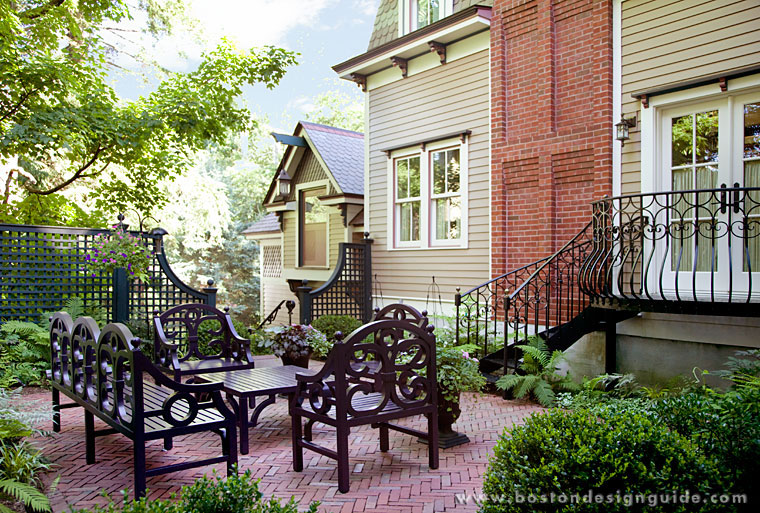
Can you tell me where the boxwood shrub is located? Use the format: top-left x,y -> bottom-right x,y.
481,408 -> 728,512
310,315 -> 362,359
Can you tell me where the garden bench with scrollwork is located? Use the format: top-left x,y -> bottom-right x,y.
290,305 -> 439,493
153,303 -> 255,382
48,312 -> 237,498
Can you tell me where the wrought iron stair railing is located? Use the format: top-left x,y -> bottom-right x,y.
256,299 -> 296,330
579,186 -> 760,314
455,223 -> 595,376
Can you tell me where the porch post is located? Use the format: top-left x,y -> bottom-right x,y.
362,233 -> 374,323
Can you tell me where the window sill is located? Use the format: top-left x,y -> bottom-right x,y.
388,244 -> 468,251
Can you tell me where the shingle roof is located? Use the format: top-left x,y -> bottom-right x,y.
300,121 -> 364,196
367,0 -> 494,50
242,213 -> 280,234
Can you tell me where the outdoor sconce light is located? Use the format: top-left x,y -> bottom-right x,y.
615,115 -> 637,147
277,168 -> 291,198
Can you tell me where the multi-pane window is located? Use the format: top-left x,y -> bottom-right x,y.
669,110 -> 719,272
431,148 -> 461,242
300,188 -> 327,266
395,156 -> 421,243
402,0 -> 448,34
391,141 -> 467,249
415,0 -> 442,29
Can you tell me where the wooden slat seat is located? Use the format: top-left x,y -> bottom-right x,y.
48,313 -> 238,499
176,358 -> 251,374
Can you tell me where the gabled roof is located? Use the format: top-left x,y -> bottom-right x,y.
300,121 -> 364,196
242,213 -> 280,235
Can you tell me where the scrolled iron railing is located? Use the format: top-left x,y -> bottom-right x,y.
454,257 -> 550,358
580,186 -> 760,308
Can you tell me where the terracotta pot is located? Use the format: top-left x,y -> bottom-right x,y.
281,349 -> 312,368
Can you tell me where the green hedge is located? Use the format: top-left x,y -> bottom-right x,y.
309,315 -> 362,359
481,408 -> 728,513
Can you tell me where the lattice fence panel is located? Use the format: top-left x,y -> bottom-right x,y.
262,246 -> 282,278
311,244 -> 369,322
0,224 -> 210,324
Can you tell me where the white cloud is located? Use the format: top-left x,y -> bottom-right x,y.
286,96 -> 316,115
189,0 -> 336,49
353,0 -> 380,16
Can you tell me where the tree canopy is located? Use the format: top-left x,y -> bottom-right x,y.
0,0 -> 298,221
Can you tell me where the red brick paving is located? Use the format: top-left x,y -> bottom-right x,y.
28,361 -> 543,512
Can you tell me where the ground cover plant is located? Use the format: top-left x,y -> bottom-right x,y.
0,389 -> 54,513
71,469 -> 319,513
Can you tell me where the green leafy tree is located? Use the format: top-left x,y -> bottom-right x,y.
1,0 -> 297,221
304,89 -> 364,132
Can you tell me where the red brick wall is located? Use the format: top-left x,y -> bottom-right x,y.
490,0 -> 612,277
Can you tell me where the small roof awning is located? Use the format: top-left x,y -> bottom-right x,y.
271,133 -> 307,147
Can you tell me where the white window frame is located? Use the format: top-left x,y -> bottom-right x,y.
638,74 -> 760,298
392,153 -> 422,248
398,0 -> 453,36
295,180 -> 330,269
386,136 -> 469,250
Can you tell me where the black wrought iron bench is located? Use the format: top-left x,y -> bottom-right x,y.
290,305 -> 439,493
48,312 -> 238,498
153,303 -> 255,381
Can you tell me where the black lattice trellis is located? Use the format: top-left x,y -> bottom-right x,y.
301,241 -> 372,324
0,223 -> 213,324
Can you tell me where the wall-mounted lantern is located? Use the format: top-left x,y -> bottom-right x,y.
277,168 -> 291,199
615,115 -> 637,147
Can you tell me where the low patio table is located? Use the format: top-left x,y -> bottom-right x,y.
202,365 -> 316,455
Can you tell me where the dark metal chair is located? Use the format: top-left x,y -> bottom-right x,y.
290,307 -> 439,493
153,303 -> 254,381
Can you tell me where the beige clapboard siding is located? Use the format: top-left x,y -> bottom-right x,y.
620,0 -> 760,195
368,49 -> 490,302
261,276 -> 299,323
283,212 -> 296,269
329,209 -> 343,266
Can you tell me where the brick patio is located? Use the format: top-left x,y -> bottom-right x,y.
29,358 -> 543,513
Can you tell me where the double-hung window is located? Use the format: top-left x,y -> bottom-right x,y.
395,156 -> 421,245
431,148 -> 461,244
390,138 -> 467,249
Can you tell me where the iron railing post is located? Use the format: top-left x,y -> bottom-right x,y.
297,280 -> 313,325
201,279 -> 217,308
363,233 -> 374,323
454,288 -> 461,344
112,267 -> 129,323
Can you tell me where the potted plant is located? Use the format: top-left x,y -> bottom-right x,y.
262,324 -> 327,368
435,346 -> 486,448
83,225 -> 152,283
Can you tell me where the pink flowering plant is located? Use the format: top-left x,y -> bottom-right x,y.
436,345 -> 486,405
83,227 -> 152,283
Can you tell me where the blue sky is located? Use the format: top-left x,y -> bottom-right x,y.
109,0 -> 380,132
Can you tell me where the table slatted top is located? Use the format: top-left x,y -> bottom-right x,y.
202,365 -> 317,397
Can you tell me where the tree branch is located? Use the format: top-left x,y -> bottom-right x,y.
26,145 -> 108,195
0,86 -> 41,124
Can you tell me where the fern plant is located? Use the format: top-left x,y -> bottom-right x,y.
496,336 -> 578,407
0,479 -> 52,513
0,322 -> 50,388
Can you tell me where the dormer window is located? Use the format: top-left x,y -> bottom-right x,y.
400,0 -> 451,35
